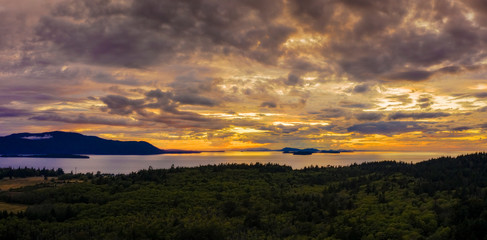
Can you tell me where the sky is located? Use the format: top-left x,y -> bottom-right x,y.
1,0 -> 487,151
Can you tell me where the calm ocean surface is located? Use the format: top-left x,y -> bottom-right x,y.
0,151 -> 471,174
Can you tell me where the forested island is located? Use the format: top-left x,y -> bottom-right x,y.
0,153 -> 487,239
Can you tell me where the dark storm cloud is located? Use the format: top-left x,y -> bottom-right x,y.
285,73 -> 302,86
99,89 -> 230,129
143,89 -> 180,114
451,126 -> 472,131
316,108 -> 350,119
386,66 -> 468,82
30,113 -> 142,126
438,65 -> 462,74
12,0 -> 487,85
173,94 -> 218,107
352,83 -> 372,93
4,0 -> 487,84
355,112 -> 384,121
0,91 -> 60,105
417,95 -> 433,109
474,92 -> 487,98
92,72 -> 144,86
288,0 -> 334,32
169,73 -> 216,94
347,121 -> 426,135
0,106 -> 32,117
387,70 -> 434,81
34,0 -> 294,67
260,101 -> 277,108
287,0 -> 487,81
339,101 -> 373,109
35,16 -> 173,68
388,111 -> 451,120
100,95 -> 146,115
285,57 -> 322,73
164,71 -> 225,107
386,95 -> 413,105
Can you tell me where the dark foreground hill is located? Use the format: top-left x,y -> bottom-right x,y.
1,153 -> 487,239
0,131 -> 168,155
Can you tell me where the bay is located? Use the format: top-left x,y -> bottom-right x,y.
0,151 -> 470,174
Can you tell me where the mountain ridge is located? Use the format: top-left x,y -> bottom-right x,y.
0,131 -> 196,155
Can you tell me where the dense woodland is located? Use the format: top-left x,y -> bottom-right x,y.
1,153 -> 487,239
0,167 -> 64,180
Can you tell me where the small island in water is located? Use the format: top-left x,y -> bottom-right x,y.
0,154 -> 90,159
280,147 -> 346,155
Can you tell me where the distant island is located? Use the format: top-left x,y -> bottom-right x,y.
0,131 -> 199,156
240,148 -> 273,152
240,147 -> 353,155
1,154 -> 89,159
280,147 -> 350,155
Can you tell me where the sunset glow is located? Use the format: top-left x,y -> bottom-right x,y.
1,0 -> 487,151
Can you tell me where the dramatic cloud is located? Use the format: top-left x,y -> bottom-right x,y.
0,106 -> 32,117
416,95 -> 434,109
347,121 -> 427,135
352,83 -> 374,93
30,113 -> 142,126
388,112 -> 451,120
1,0 -> 487,151
451,126 -> 472,131
97,89 -> 247,129
260,102 -> 277,108
387,71 -> 434,81
100,95 -> 147,116
339,101 -> 373,109
173,94 -> 218,107
316,108 -> 350,119
33,0 -> 295,67
474,92 -> 487,99
285,73 -> 302,86
355,112 -> 384,121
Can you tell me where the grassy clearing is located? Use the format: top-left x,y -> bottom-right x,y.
0,202 -> 27,213
0,176 -> 54,191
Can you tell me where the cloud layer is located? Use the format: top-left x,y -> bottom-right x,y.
1,0 -> 487,151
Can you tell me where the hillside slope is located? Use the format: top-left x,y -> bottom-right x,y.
0,131 -> 164,155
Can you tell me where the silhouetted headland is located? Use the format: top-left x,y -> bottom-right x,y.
0,131 -> 199,155
1,154 -> 90,158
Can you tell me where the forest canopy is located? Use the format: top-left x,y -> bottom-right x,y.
1,153 -> 487,239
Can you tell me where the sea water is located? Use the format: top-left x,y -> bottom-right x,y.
0,151 -> 470,174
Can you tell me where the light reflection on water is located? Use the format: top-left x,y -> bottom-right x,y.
0,151 -> 471,174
